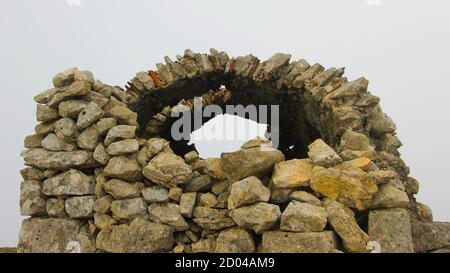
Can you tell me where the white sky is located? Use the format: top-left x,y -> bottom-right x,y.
1,0 -> 449,246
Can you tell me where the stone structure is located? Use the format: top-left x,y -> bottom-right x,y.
17,49 -> 449,253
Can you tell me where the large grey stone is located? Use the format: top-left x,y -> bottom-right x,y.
52,67 -> 78,87
103,155 -> 142,182
308,139 -> 342,167
143,152 -> 193,187
65,196 -> 96,218
323,198 -> 369,253
310,166 -> 378,211
411,221 -> 450,253
48,80 -> 91,107
77,124 -> 99,150
368,208 -> 414,253
259,231 -> 338,253
214,228 -> 255,253
96,217 -> 174,253
41,133 -> 76,151
142,186 -> 169,203
106,139 -> 139,155
271,159 -> 313,188
20,180 -> 46,216
227,176 -> 270,209
43,169 -> 95,196
104,125 -> 136,146
220,147 -> 284,180
280,201 -> 327,232
103,179 -> 144,199
18,218 -> 96,253
148,203 -> 189,231
370,184 -> 409,209
77,101 -> 104,128
54,118 -> 79,143
21,148 -> 99,170
229,202 -> 281,234
111,197 -> 147,220
193,207 -> 236,231
179,192 -> 197,218
58,100 -> 88,118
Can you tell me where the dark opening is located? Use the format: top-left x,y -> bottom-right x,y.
130,73 -> 321,160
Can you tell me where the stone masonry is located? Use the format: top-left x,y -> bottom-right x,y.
17,49 -> 449,253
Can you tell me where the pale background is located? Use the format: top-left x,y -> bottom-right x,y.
1,0 -> 449,246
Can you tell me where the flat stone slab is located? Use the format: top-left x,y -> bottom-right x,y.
259,231 -> 338,253
411,221 -> 450,252
368,208 -> 414,253
17,218 -> 96,253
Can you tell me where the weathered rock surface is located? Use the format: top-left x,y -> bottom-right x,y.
272,159 -> 313,188
103,155 -> 142,182
48,80 -> 91,106
52,67 -> 78,87
65,196 -> 96,218
36,104 -> 59,122
111,197 -> 147,220
96,217 -> 174,253
103,179 -> 144,199
259,231 -> 338,253
43,169 -> 95,196
93,195 -> 113,214
41,133 -> 76,151
280,201 -> 327,232
18,218 -> 95,253
58,100 -> 88,118
46,198 -> 67,218
94,212 -> 117,230
411,221 -> 450,252
77,102 -> 104,128
229,202 -> 281,234
289,191 -> 321,206
368,208 -> 414,253
21,148 -> 99,170
227,176 -> 270,209
54,118 -> 79,143
143,152 -> 193,187
308,139 -> 342,167
193,207 -> 236,231
370,184 -> 409,209
93,143 -> 110,165
104,125 -> 136,146
215,228 -> 255,253
184,175 -> 212,192
323,198 -> 369,253
77,124 -> 99,150
220,147 -> 284,180
142,186 -> 169,203
148,203 -> 189,231
310,166 -> 378,210
179,192 -> 197,218
20,180 -> 46,216
106,139 -> 139,155
20,167 -> 45,181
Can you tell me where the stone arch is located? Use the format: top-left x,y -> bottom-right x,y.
125,49 -> 405,176
19,49 -> 443,254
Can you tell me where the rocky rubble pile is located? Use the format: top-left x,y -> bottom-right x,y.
17,50 -> 450,253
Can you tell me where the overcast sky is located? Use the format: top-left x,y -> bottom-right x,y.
1,0 -> 449,246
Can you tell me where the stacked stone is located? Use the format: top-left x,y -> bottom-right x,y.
145,87 -> 232,135
19,67 -> 149,252
18,49 -> 450,253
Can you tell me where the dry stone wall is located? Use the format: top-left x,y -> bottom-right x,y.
17,49 -> 450,253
